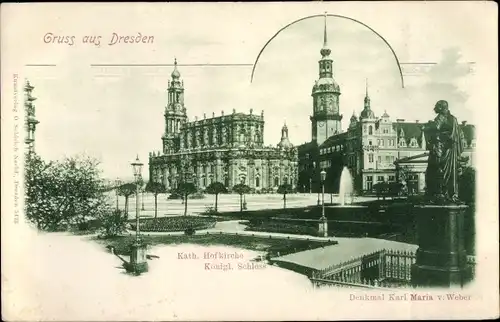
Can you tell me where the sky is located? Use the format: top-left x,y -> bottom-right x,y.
6,2 -> 492,181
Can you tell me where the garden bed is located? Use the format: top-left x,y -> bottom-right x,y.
129,216 -> 216,232
243,220 -> 318,236
243,217 -> 405,239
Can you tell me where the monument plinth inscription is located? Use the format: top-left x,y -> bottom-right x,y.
411,100 -> 472,287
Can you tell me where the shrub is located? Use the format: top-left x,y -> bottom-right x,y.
98,209 -> 128,238
202,206 -> 219,217
25,154 -> 111,231
75,219 -> 102,232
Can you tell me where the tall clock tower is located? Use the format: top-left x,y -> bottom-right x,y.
310,13 -> 343,145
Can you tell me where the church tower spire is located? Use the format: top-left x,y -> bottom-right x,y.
310,12 -> 343,145
320,12 -> 331,59
360,79 -> 376,119
364,78 -> 371,108
163,58 -> 187,154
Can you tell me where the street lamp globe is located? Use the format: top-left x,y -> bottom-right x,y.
320,170 -> 326,182
131,155 -> 144,179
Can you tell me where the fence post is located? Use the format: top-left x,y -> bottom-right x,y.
379,249 -> 385,280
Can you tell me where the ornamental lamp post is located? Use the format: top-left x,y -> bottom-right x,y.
320,170 -> 326,219
115,178 -> 122,211
131,155 -> 144,241
128,154 -> 148,275
318,169 -> 328,238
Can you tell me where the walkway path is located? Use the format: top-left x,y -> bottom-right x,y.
131,219 -> 417,271
110,192 -> 378,219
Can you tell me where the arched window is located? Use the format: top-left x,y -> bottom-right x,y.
256,177 -> 260,188
274,177 -> 279,187
284,177 -> 289,185
203,177 -> 207,187
369,125 -> 373,135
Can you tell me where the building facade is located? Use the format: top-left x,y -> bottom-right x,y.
297,17 -> 476,195
149,60 -> 298,192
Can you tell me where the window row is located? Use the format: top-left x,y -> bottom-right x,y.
367,154 -> 397,164
320,145 -> 343,155
320,160 -> 332,169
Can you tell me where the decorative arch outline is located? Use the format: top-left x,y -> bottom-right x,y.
250,14 -> 405,88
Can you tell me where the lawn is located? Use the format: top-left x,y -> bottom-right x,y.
93,233 -> 337,259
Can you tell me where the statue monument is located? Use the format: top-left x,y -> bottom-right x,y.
424,100 -> 468,204
411,100 -> 473,287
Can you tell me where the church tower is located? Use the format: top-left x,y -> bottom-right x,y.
311,13 -> 343,145
163,58 -> 187,154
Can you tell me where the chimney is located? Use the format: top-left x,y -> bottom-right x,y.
396,119 -> 405,123
415,120 -> 419,123
462,121 -> 467,126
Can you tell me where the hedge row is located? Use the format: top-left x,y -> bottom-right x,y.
244,221 -> 318,236
130,216 -> 216,232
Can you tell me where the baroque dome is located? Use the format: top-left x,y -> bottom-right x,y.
360,108 -> 376,119
313,77 -> 341,92
171,58 -> 180,79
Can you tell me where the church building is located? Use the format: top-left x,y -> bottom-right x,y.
149,60 -> 298,192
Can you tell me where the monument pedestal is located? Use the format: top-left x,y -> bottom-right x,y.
318,217 -> 328,237
411,205 -> 472,287
126,241 -> 149,275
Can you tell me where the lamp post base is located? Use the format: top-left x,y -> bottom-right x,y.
318,217 -> 328,237
125,241 -> 149,275
410,204 -> 472,287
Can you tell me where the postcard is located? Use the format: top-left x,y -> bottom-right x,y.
1,2 -> 498,321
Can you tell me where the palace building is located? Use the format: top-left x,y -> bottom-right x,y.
148,60 -> 298,192
297,16 -> 476,195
